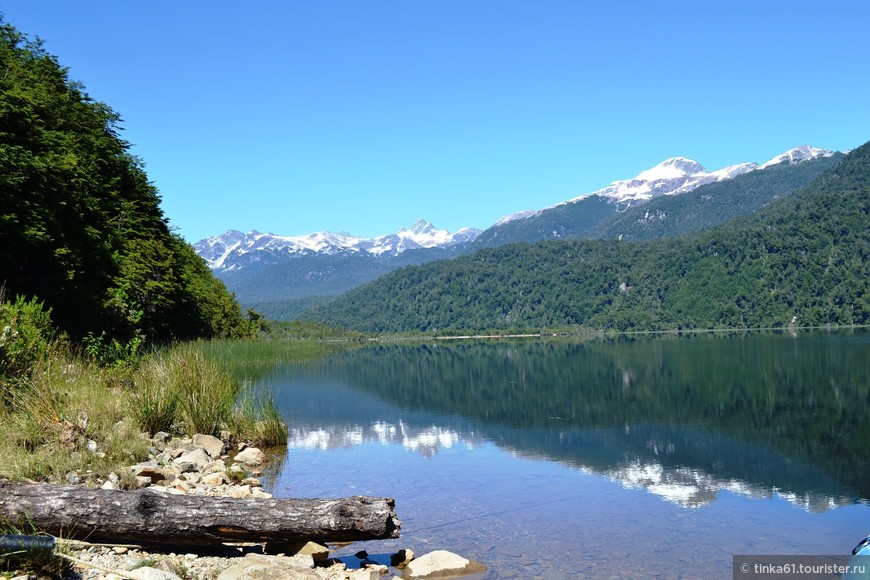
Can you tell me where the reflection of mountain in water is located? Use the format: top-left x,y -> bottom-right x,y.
263,332 -> 870,510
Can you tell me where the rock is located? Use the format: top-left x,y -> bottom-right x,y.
172,447 -> 211,470
266,541 -> 330,562
391,548 -> 415,569
192,433 -> 225,458
364,562 -> 389,575
102,479 -> 118,490
134,475 -> 153,489
226,484 -> 252,498
402,550 -> 486,579
203,459 -> 228,475
201,472 -> 230,487
216,553 -> 319,580
127,566 -> 182,580
234,447 -> 265,466
133,466 -> 175,485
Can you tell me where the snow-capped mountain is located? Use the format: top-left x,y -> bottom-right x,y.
501,145 -> 834,221
196,219 -> 481,272
758,145 -> 835,169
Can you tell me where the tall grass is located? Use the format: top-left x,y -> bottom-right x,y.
132,343 -> 288,444
193,338 -> 344,383
0,352 -> 149,481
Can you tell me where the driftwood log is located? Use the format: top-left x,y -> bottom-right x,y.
0,481 -> 400,547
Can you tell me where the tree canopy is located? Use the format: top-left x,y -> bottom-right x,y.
0,18 -> 250,342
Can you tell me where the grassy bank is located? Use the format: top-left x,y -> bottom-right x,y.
0,341 -> 295,483
0,294 -> 302,483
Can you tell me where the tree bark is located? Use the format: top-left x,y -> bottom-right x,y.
0,481 -> 400,547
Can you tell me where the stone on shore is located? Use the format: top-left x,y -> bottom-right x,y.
402,550 -> 486,579
192,433 -> 225,458
172,447 -> 211,471
216,552 -> 382,580
127,566 -> 182,580
234,446 -> 266,466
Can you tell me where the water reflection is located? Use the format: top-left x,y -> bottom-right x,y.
263,331 -> 870,512
287,422 -> 471,456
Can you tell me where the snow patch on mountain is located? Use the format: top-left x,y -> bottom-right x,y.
759,145 -> 835,169
195,219 -> 482,271
491,145 -> 834,225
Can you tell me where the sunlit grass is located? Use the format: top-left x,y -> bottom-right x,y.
0,351 -> 149,481
0,339 -> 324,483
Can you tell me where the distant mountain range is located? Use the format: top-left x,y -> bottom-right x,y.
194,145 -> 839,316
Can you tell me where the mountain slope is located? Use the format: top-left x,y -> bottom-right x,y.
301,141 -> 870,332
589,153 -> 844,241
472,147 -> 834,248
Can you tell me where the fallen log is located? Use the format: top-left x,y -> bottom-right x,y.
0,481 -> 400,547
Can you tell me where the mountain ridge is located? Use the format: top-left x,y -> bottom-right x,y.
196,145 -> 835,271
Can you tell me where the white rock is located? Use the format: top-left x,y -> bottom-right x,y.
226,484 -> 252,498
127,566 -> 182,580
234,447 -> 265,466
216,553 -> 319,580
192,433 -> 225,458
201,472 -> 230,487
403,550 -> 486,579
172,448 -> 211,470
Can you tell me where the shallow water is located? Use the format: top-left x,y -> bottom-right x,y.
256,332 -> 870,578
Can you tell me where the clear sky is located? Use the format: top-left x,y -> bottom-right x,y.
2,1 -> 869,243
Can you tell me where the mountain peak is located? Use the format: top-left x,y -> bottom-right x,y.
760,145 -> 834,169
640,157 -> 707,178
402,218 -> 437,236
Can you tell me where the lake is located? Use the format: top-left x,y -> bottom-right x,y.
254,331 -> 870,578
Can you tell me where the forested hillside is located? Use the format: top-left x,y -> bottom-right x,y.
303,142 -> 870,332
0,20 -> 249,342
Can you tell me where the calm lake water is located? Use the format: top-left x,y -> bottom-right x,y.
254,331 -> 870,578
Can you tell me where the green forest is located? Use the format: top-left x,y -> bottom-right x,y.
303,142 -> 870,333
0,19 -> 250,345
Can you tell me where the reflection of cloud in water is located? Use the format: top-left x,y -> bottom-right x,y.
605,460 -> 851,512
288,421 -> 474,457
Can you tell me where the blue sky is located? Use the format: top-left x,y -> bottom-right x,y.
3,1 -> 869,242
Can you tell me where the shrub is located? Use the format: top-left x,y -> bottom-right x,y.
0,291 -> 55,385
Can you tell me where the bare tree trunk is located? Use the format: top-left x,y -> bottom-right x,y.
0,481 -> 399,547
